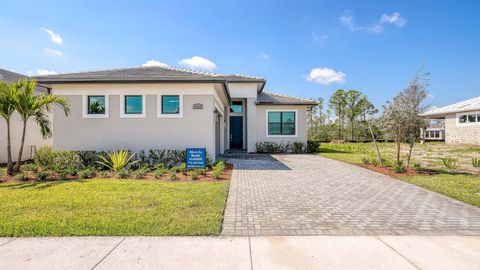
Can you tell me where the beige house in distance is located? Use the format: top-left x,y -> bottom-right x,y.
422,96 -> 480,145
36,66 -> 316,158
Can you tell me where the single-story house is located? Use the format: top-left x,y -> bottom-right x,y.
422,96 -> 480,145
0,69 -> 50,163
36,66 -> 316,158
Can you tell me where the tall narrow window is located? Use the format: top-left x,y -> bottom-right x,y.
124,95 -> 143,114
87,96 -> 106,114
268,111 -> 296,136
161,95 -> 180,114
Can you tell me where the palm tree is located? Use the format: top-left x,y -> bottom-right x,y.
2,79 -> 70,173
0,81 -> 16,175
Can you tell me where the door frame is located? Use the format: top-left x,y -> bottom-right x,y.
228,99 -> 246,150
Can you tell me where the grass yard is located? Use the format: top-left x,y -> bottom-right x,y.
319,142 -> 480,207
0,179 -> 229,236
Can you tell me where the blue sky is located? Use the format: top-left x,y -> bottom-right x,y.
1,0 -> 479,110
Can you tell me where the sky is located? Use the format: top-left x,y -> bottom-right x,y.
1,0 -> 479,110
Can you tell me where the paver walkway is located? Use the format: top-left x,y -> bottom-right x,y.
222,154 -> 480,236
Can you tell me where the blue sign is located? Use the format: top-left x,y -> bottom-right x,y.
186,148 -> 206,169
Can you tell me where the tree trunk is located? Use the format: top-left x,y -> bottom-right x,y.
14,120 -> 27,173
5,119 -> 13,175
406,142 -> 414,169
350,119 -> 354,142
396,127 -> 402,165
368,121 -> 383,167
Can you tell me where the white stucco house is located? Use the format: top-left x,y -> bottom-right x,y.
35,66 -> 316,158
0,69 -> 50,163
422,96 -> 480,145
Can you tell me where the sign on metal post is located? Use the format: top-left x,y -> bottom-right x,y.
186,148 -> 207,171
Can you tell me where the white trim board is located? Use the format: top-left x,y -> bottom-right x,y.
82,94 -> 109,118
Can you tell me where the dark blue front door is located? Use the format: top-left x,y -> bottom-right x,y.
230,116 -> 243,149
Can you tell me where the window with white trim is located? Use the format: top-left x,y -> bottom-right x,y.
83,95 -> 109,118
267,111 -> 296,136
459,113 -> 479,124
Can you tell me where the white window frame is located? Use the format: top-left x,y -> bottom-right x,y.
82,95 -> 109,118
120,94 -> 146,118
456,111 -> 480,126
157,94 -> 183,118
266,109 -> 298,138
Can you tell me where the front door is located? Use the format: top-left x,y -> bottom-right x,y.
230,116 -> 243,149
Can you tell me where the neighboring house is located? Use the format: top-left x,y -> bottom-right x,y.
36,66 -> 316,158
420,120 -> 445,142
422,96 -> 480,145
0,68 -> 50,163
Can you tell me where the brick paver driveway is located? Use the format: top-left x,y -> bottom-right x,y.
222,154 -> 480,236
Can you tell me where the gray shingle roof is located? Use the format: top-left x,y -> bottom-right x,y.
35,66 -> 265,84
422,96 -> 480,116
0,68 -> 47,93
256,92 -> 316,106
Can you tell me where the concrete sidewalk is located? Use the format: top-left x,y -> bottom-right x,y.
0,236 -> 478,270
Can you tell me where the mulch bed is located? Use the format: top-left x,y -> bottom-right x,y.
359,163 -> 437,177
0,164 -> 233,183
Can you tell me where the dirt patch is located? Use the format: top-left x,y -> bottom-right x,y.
359,163 -> 437,177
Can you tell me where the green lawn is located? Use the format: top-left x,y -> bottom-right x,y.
0,179 -> 228,236
318,143 -> 480,207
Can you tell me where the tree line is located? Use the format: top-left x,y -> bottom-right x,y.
308,67 -> 429,169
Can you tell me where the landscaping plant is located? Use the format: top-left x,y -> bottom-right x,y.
394,161 -> 407,173
132,166 -> 150,179
97,149 -> 138,172
472,157 -> 480,171
14,173 -> 27,181
21,163 -> 38,172
78,168 -> 95,179
154,168 -> 168,179
190,169 -> 200,180
441,157 -> 459,171
36,171 -> 49,181
116,168 -> 130,179
169,171 -> 178,181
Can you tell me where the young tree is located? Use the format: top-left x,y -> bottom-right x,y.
1,79 -> 71,173
329,89 -> 347,140
0,81 -> 16,175
381,96 -> 406,165
401,69 -> 429,168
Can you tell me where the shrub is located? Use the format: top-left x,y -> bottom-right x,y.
441,157 -> 458,170
170,166 -> 181,173
393,161 -> 407,173
78,168 -> 95,179
97,149 -> 138,172
34,146 -> 56,168
154,168 -> 168,179
292,142 -> 306,153
14,173 -> 28,181
76,150 -> 99,168
412,163 -> 422,173
36,171 -> 49,181
58,170 -> 69,180
21,163 -> 38,172
214,160 -> 226,172
146,149 -> 186,168
0,168 -> 5,177
472,157 -> 480,169
169,171 -> 178,181
361,156 -> 378,166
132,166 -> 150,179
306,141 -> 321,153
190,169 -> 199,180
53,151 -> 84,173
212,168 -> 222,180
116,168 -> 130,179
98,171 -> 109,178
179,163 -> 187,174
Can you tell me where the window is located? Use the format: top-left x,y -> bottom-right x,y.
435,131 -> 440,138
124,95 -> 143,114
459,115 -> 467,123
161,95 -> 180,114
267,111 -> 296,136
468,114 -> 477,123
87,96 -> 106,114
230,101 -> 243,113
425,132 -> 430,138
478,114 -> 480,122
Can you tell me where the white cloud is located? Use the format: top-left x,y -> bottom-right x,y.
36,69 -> 58,76
340,12 -> 406,33
43,47 -> 63,57
427,93 -> 435,99
312,33 -> 328,44
306,67 -> 346,85
178,56 -> 216,70
41,28 -> 63,44
258,53 -> 270,61
141,60 -> 168,67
